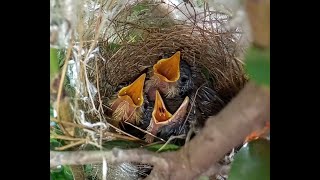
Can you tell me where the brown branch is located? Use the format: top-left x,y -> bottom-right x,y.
199,163 -> 225,177
55,139 -> 87,151
50,81 -> 269,179
50,134 -> 86,141
50,148 -> 168,169
146,81 -> 269,179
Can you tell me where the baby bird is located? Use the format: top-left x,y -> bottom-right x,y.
108,73 -> 146,127
191,85 -> 226,128
145,51 -> 194,101
144,90 -> 190,143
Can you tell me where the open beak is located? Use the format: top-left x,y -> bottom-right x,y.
118,73 -> 146,108
145,90 -> 189,143
153,51 -> 181,83
152,90 -> 173,123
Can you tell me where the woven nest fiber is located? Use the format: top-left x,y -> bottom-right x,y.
80,1 -> 249,124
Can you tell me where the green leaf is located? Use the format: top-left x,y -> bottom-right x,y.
132,3 -> 149,15
107,43 -> 121,52
195,0 -> 205,8
57,49 -> 66,68
84,164 -> 93,174
103,140 -> 141,149
51,165 -> 74,180
228,139 -> 270,180
50,106 -> 55,117
50,138 -> 64,150
201,67 -> 215,87
245,47 -> 270,86
144,143 -> 180,152
50,48 -> 59,78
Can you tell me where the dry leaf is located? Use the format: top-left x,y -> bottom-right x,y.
57,97 -> 75,137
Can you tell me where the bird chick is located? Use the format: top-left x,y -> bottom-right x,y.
144,90 -> 190,143
145,51 -> 192,101
187,85 -> 226,132
109,73 -> 146,127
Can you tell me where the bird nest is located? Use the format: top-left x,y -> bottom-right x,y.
89,3 -> 245,120
51,0 -> 249,179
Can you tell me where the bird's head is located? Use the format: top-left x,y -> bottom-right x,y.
145,90 -> 189,143
145,51 -> 181,100
110,73 -> 146,127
